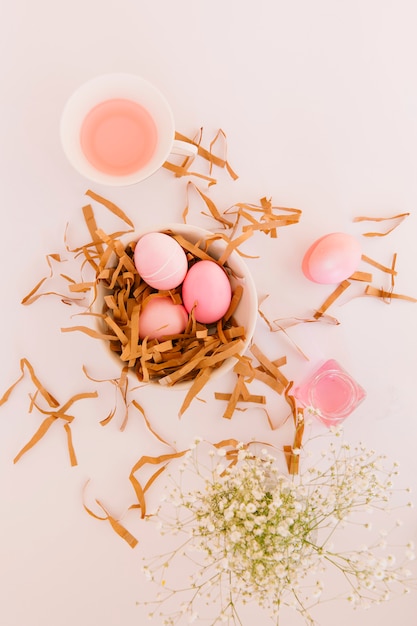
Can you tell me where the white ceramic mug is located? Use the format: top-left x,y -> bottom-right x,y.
60,73 -> 197,186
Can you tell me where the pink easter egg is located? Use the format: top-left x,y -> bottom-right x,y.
302,232 -> 362,284
182,260 -> 232,324
134,232 -> 188,290
139,297 -> 188,340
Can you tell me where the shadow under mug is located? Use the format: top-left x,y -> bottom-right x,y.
60,73 -> 197,186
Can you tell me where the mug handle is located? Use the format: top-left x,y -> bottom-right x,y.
171,139 -> 198,157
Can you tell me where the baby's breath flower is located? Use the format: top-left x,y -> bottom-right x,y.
141,437 -> 415,626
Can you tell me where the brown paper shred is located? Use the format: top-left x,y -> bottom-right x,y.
223,326 -> 245,340
217,230 -> 255,265
81,365 -> 135,429
215,374 -> 267,420
208,128 -> 239,180
176,127 -> 203,173
63,422 -> 78,466
61,325 -> 119,342
257,297 -> 334,360
391,253 -> 397,290
168,234 -> 217,263
0,358 -> 59,408
213,438 -> 240,450
158,341 -> 220,386
223,375 -> 246,419
116,367 -> 130,431
68,281 -> 97,293
129,451 -> 189,518
178,367 -> 214,417
284,383 -> 305,475
162,160 -> 217,184
257,298 -> 275,333
274,315 -> 340,329
211,439 -> 284,476
20,253 -> 76,306
100,504 -> 138,548
224,284 -> 243,321
21,247 -> 92,307
73,244 -> 100,275
212,439 -> 244,472
129,471 -> 147,516
21,276 -> 48,304
349,271 -> 373,282
13,391 -> 98,464
100,406 -> 118,427
364,285 -> 417,303
104,315 -> 129,346
83,489 -> 138,548
142,465 -> 167,494
250,344 -> 289,389
214,345 -> 290,420
85,189 -> 135,228
129,305 -> 140,367
313,280 -> 351,319
247,369 -> 285,395
353,212 -> 410,236
131,399 -> 172,447
28,388 -> 40,414
214,391 -> 266,404
361,254 -> 398,276
60,273 -> 77,284
82,203 -> 104,256
169,129 -> 238,182
216,319 -> 228,344
182,181 -> 234,228
283,444 -> 299,475
13,415 -> 57,463
225,199 -> 302,239
22,289 -> 85,306
233,357 -> 285,395
273,320 -> 312,360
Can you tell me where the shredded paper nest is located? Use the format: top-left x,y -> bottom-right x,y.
93,230 -> 246,388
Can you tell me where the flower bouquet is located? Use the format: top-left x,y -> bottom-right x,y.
141,428 -> 415,625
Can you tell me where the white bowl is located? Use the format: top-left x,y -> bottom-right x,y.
95,223 -> 258,390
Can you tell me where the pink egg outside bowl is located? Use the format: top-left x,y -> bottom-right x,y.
93,223 -> 258,391
302,232 -> 362,284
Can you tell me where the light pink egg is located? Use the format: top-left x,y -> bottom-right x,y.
182,260 -> 232,324
134,232 -> 188,290
139,297 -> 188,340
302,232 -> 362,284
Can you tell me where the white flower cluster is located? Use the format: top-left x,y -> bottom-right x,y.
190,451 -> 318,612
141,437 -> 416,625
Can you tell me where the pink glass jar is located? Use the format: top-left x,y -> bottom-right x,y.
293,359 -> 366,426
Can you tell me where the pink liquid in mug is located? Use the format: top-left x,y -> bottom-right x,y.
80,98 -> 158,176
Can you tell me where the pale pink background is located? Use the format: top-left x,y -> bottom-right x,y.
1,1 -> 417,625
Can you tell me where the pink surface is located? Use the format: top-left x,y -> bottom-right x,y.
1,2 -> 417,626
